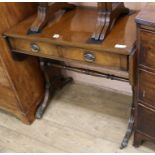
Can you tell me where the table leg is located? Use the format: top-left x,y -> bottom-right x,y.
120,87 -> 135,149
35,59 -> 73,119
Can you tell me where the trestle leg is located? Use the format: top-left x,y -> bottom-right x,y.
35,59 -> 73,119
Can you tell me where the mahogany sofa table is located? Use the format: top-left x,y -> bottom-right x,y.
4,6 -> 137,149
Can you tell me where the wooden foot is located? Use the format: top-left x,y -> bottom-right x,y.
35,59 -> 73,119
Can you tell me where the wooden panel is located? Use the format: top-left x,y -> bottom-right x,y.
0,60 -> 10,87
0,3 -> 37,35
140,25 -> 155,32
136,104 -> 155,138
0,85 -> 18,112
129,48 -> 136,86
139,29 -> 155,70
138,69 -> 155,108
0,59 -> 3,67
134,3 -> 155,148
1,36 -> 45,113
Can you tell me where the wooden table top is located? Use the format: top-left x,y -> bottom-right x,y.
5,6 -> 137,55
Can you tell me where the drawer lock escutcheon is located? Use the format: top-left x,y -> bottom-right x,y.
84,52 -> 96,62
31,43 -> 40,53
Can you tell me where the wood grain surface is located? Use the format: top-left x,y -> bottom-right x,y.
0,2 -> 45,124
5,6 -> 137,55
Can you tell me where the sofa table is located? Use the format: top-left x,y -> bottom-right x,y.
4,6 -> 137,149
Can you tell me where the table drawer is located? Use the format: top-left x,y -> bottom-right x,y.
60,47 -> 128,70
136,104 -> 155,138
138,69 -> 155,108
10,38 -> 59,57
139,30 -> 155,70
9,38 -> 128,71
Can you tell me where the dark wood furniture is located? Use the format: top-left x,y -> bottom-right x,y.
4,5 -> 137,148
0,3 -> 46,124
134,3 -> 155,147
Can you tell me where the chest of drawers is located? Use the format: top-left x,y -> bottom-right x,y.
134,3 -> 155,147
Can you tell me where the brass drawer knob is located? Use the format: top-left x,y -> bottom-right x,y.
31,43 -> 40,53
84,52 -> 96,62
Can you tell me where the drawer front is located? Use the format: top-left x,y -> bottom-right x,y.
0,60 -> 10,87
10,38 -> 128,71
10,38 -> 59,57
61,47 -> 128,70
137,104 -> 155,138
139,30 -> 155,69
138,69 -> 155,107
